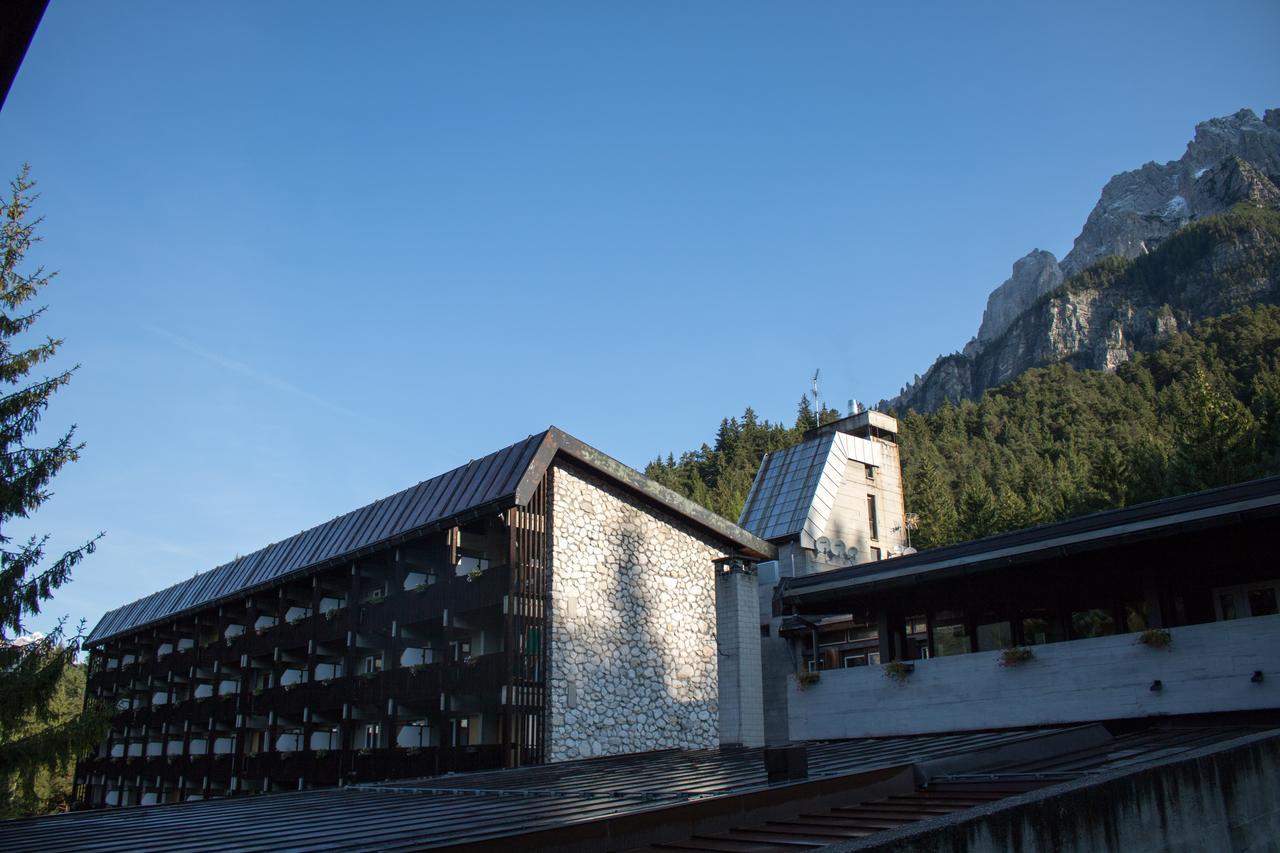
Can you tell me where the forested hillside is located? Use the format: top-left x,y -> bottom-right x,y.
649,304 -> 1280,549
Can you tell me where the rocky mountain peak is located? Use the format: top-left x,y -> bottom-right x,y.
977,249 -> 1064,343
888,107 -> 1280,413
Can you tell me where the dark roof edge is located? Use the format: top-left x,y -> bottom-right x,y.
90,427 -> 774,646
781,475 -> 1280,604
542,427 -> 777,560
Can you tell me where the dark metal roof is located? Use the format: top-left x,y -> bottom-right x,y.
87,427 -> 775,646
0,729 -> 1061,853
780,475 -> 1280,608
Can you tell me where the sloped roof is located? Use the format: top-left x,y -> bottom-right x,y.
88,428 -> 773,646
738,432 -> 881,547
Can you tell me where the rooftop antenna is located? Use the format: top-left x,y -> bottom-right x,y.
810,369 -> 820,418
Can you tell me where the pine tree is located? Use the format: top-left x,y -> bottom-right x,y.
0,167 -> 109,815
906,449 -> 958,549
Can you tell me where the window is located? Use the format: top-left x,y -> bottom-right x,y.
867,495 -> 879,541
976,619 -> 1012,652
1124,602 -> 1148,632
1219,593 -> 1238,620
363,724 -> 380,750
1248,587 -> 1278,617
933,610 -> 968,657
865,464 -> 875,481
1071,608 -> 1116,639
870,547 -> 881,561
364,655 -> 382,674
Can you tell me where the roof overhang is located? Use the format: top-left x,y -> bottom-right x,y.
780,476 -> 1280,611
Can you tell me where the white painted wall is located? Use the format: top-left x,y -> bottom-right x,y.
789,614 -> 1280,739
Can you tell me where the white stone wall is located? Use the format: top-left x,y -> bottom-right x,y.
547,462 -> 723,761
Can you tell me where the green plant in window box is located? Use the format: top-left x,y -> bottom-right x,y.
999,647 -> 1035,667
882,660 -> 915,682
357,748 -> 372,757
414,582 -> 429,593
467,567 -> 484,582
1137,628 -> 1172,649
796,670 -> 821,688
405,747 -> 422,756
313,749 -> 329,759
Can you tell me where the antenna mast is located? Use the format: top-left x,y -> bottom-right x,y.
810,369 -> 820,421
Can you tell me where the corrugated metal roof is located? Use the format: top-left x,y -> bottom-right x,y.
86,427 -> 777,647
1,728 -> 1064,853
86,432 -> 549,646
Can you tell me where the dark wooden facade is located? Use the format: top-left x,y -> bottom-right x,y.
76,478 -> 549,807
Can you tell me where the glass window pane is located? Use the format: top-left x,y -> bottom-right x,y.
1248,587 -> 1278,617
976,620 -> 1012,652
933,610 -> 969,657
1021,614 -> 1065,646
1071,608 -> 1115,639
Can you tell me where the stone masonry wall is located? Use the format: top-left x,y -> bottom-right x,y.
547,462 -> 724,761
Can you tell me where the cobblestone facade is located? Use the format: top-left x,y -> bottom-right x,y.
547,463 -> 724,761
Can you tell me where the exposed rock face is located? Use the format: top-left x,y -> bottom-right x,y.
890,108 -> 1280,413
1060,108 -> 1280,276
978,250 -> 1064,343
546,463 -> 721,762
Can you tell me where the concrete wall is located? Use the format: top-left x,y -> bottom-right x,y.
825,729 -> 1280,853
714,567 -> 764,747
789,614 -> 1280,740
546,463 -> 723,761
818,436 -> 906,565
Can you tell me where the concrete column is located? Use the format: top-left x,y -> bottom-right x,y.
714,558 -> 764,748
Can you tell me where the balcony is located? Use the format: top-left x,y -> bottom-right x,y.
788,613 -> 1280,740
442,651 -> 508,695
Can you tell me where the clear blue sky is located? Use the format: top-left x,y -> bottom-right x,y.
4,1 -> 1278,638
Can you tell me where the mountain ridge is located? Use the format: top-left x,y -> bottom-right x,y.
889,107 -> 1280,412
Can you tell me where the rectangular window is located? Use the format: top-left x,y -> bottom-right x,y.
932,610 -> 969,657
870,547 -> 881,561
1022,611 -> 1066,646
865,464 -> 875,481
1248,587 -> 1279,617
1071,608 -> 1116,639
867,495 -> 879,541
363,724 -> 380,750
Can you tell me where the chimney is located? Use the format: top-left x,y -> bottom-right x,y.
713,557 -> 765,748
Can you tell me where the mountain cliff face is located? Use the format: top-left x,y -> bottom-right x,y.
893,108 -> 1280,412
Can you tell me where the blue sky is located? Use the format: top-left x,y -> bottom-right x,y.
4,1 -> 1278,637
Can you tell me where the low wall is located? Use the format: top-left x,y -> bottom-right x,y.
822,729 -> 1280,853
789,614 -> 1280,740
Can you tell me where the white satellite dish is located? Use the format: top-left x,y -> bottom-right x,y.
831,540 -> 848,558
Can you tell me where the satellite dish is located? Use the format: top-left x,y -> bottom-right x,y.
815,536 -> 831,557
831,540 -> 847,558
